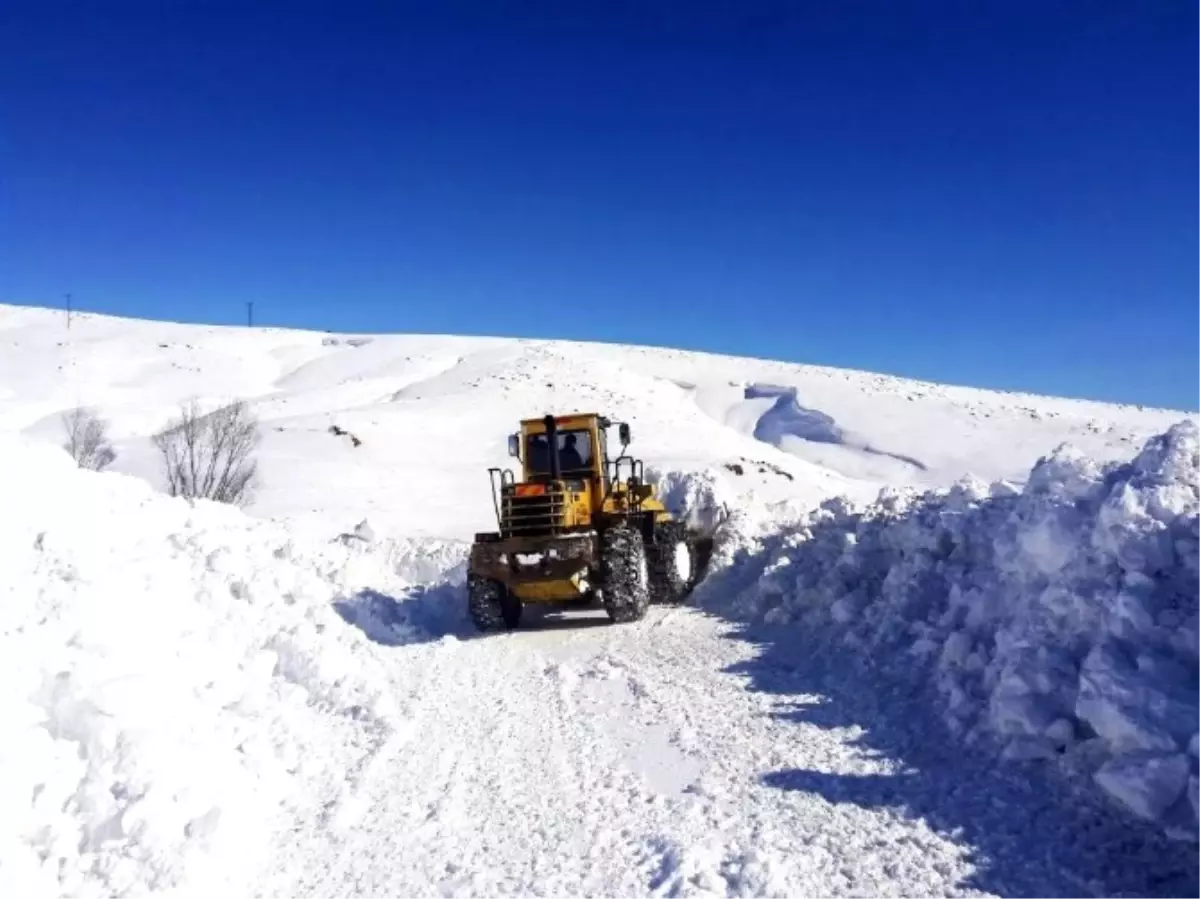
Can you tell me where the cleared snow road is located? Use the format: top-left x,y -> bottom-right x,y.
252,604 -> 1190,899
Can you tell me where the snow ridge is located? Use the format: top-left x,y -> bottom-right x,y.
697,420 -> 1200,840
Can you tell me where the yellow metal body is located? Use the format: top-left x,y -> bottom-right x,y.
471,412 -> 672,603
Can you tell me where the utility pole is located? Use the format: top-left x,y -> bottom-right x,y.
65,293 -> 72,329
246,301 -> 254,327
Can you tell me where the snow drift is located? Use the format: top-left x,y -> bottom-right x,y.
698,420 -> 1200,839
0,433 -> 465,898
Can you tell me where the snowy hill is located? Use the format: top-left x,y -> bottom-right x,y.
2,302 -> 1197,898
0,302 -> 1184,540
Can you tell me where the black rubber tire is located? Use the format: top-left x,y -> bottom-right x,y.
687,535 -> 713,593
649,520 -> 692,604
685,540 -> 704,592
599,525 -> 650,623
467,573 -> 522,631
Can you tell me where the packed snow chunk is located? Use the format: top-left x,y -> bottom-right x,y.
830,596 -> 860,624
1094,752 -> 1190,822
1045,718 -> 1076,748
990,687 -> 1057,740
1016,516 -> 1079,575
646,466 -> 734,534
1024,442 -> 1103,500
1172,616 -> 1200,662
939,630 -> 973,668
0,431 -> 458,898
1001,736 -> 1059,762
1076,642 -> 1197,754
699,421 -> 1200,836
1130,420 -> 1200,488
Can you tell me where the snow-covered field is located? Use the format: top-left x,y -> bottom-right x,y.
1,302 -> 1196,897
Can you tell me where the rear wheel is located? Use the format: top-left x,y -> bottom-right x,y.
599,525 -> 650,623
467,573 -> 522,631
649,520 -> 692,604
687,534 -> 714,592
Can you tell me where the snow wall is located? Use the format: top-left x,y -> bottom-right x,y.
0,432 -> 467,898
689,420 -> 1199,840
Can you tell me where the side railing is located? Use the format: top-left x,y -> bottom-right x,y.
605,456 -> 646,512
487,468 -> 515,530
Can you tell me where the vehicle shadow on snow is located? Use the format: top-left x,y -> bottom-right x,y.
694,602 -> 1198,896
335,586 -> 618,646
333,584 -> 475,645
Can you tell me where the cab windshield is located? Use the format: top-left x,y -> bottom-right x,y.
526,429 -> 594,476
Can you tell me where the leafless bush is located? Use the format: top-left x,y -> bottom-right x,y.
61,406 -> 116,471
152,399 -> 260,505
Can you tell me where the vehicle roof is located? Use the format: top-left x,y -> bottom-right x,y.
519,413 -> 606,430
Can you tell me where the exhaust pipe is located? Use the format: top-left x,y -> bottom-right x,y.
543,414 -> 561,482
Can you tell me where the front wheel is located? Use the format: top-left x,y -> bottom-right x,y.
649,520 -> 693,604
467,574 -> 522,631
599,525 -> 650,623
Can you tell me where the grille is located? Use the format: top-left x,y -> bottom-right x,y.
501,491 -> 566,537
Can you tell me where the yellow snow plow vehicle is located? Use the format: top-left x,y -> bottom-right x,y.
467,413 -> 713,630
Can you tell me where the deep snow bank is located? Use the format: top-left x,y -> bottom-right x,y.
647,463 -> 816,540
698,421 -> 1199,839
0,433 -> 465,897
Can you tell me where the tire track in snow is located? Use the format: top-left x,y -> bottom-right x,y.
577,610 -> 979,898
255,607 -> 982,897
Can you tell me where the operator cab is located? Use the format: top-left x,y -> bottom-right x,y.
506,413 -> 630,487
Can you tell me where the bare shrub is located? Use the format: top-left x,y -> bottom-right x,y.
152,399 -> 260,505
62,406 -> 117,471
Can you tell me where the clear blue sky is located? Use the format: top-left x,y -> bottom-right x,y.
1,2 -> 1195,409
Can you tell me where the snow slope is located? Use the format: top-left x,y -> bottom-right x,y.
2,302 -> 1197,897
1,302 -> 1185,541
